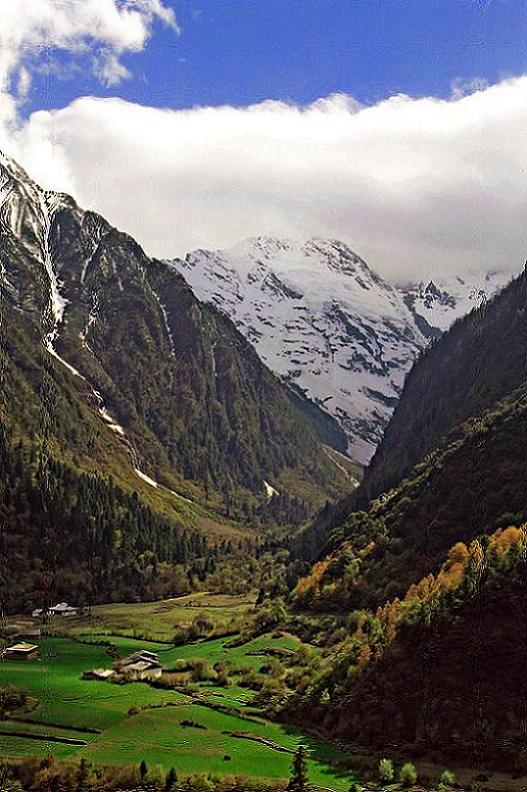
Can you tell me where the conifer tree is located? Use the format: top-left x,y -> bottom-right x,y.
165,767 -> 178,791
287,746 -> 309,792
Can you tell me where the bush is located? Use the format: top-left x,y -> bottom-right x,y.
189,659 -> 214,683
399,762 -> 418,786
378,757 -> 394,782
215,670 -> 230,687
438,769 -> 456,788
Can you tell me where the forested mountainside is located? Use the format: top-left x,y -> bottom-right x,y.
295,268 -> 527,562
0,424 -> 217,613
273,267 -> 527,771
172,236 -> 508,463
284,525 -> 527,771
362,269 -> 527,500
293,384 -> 527,609
0,150 -> 350,531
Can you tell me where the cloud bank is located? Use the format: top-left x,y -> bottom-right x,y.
0,15 -> 526,282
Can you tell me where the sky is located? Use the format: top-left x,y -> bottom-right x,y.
1,0 -> 527,282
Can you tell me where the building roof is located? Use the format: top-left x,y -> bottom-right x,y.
50,602 -> 77,612
123,661 -> 158,673
6,643 -> 38,652
121,650 -> 159,666
92,668 -> 115,678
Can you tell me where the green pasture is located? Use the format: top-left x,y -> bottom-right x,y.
0,634 -> 354,789
68,592 -> 256,642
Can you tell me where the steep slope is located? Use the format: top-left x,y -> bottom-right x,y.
363,269 -> 527,501
0,150 -> 350,527
293,384 -> 527,609
281,271 -> 527,769
171,237 -> 508,463
0,423 -> 212,613
287,526 -> 527,772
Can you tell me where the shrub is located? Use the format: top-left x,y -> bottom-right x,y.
190,659 -> 214,682
399,762 -> 418,786
378,757 -> 394,782
215,670 -> 230,687
438,769 -> 456,788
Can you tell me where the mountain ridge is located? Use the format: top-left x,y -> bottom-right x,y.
170,236 -> 510,463
0,150 -> 351,528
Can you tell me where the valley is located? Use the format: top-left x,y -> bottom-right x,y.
0,601 -> 358,789
2,1 -> 527,789
1,126 -> 527,791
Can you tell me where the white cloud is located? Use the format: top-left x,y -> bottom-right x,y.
450,76 -> 489,99
93,51 -> 132,86
2,77 -> 527,283
0,0 -> 179,95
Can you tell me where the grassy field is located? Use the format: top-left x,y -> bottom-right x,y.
0,632 -> 356,789
63,592 -> 257,642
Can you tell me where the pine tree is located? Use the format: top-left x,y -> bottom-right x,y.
165,767 -> 178,791
139,759 -> 148,780
287,746 -> 309,792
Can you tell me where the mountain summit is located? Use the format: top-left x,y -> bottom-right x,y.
171,237 -> 509,463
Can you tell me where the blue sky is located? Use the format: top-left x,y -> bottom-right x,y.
25,0 -> 527,116
4,0 -> 527,280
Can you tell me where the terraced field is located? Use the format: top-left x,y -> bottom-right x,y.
0,633 -> 356,789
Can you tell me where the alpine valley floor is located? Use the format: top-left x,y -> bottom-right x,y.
1,600 -> 357,790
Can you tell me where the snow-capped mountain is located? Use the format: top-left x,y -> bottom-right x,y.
0,151 -> 350,523
401,271 -> 510,336
170,237 -> 510,464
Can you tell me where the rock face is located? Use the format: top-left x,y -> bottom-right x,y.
170,236 -> 510,463
0,151 -> 349,523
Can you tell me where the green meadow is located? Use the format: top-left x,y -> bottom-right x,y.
0,633 -> 356,790
67,592 -> 257,642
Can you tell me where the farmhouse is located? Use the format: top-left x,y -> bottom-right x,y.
49,602 -> 78,617
2,643 -> 38,661
122,650 -> 159,664
117,650 -> 162,680
31,602 -> 78,618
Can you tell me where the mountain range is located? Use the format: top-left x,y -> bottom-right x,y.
0,150 -> 352,611
171,237 -> 510,463
2,143 -> 527,774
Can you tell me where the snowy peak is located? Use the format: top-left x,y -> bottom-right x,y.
173,237 -> 424,464
0,149 -> 74,280
171,237 -> 510,464
401,269 -> 511,335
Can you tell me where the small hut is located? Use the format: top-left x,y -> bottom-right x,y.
3,643 -> 38,661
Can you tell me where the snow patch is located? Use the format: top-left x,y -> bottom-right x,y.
135,469 -> 160,488
39,191 -> 70,362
